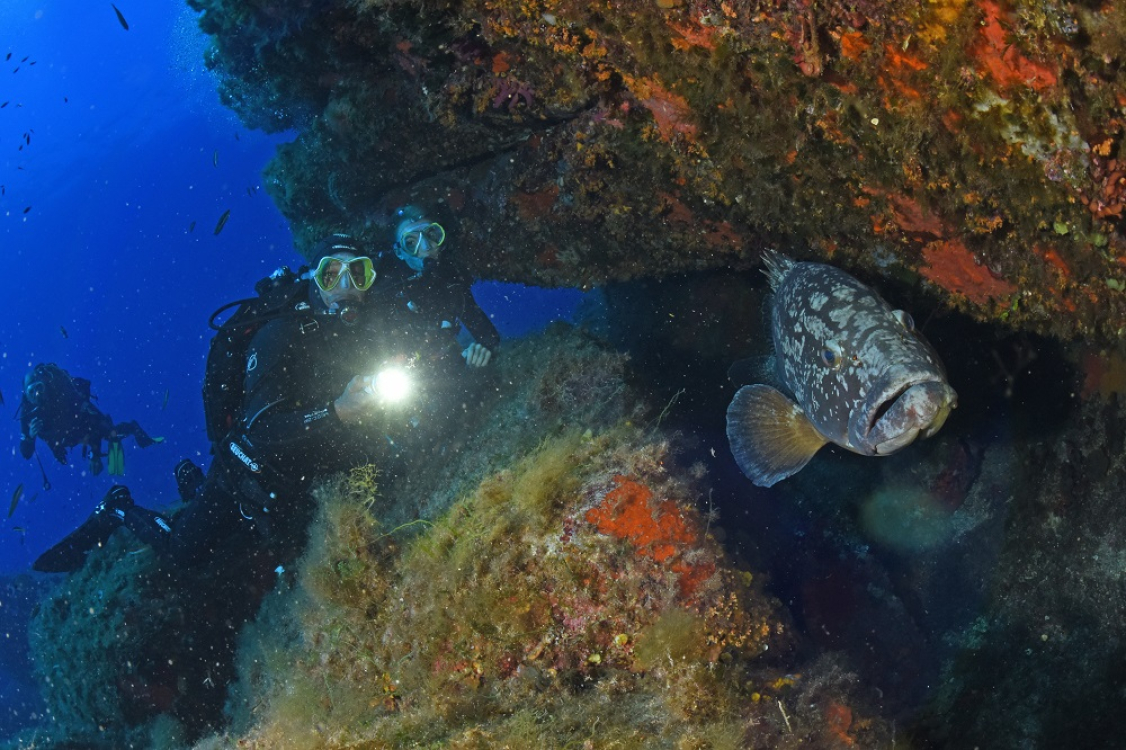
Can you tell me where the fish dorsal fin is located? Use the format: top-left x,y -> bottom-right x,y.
726,384 -> 828,487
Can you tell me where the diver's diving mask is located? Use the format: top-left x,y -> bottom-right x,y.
24,367 -> 53,405
313,255 -> 376,292
24,380 -> 45,405
397,221 -> 445,256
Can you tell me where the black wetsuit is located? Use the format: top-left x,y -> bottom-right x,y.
32,280 -> 450,576
29,280 -> 476,739
376,254 -> 501,353
130,280 -> 441,568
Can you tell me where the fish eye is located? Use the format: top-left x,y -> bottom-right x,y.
893,309 -> 915,332
820,340 -> 845,369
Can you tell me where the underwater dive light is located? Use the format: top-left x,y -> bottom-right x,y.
367,365 -> 412,405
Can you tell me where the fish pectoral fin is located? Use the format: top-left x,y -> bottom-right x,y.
726,384 -> 828,487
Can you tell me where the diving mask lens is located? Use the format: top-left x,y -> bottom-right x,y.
25,382 -> 45,404
401,222 -> 445,256
314,256 -> 375,291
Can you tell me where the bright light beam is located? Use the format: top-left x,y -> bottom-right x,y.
372,366 -> 412,404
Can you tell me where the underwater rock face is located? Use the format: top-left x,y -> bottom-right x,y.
192,0 -> 1126,344
0,574 -> 48,737
18,329 -> 897,749
24,527 -> 280,747
211,329 -> 900,748
27,535 -> 183,747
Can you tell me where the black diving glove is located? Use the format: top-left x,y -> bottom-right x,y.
95,485 -> 134,520
33,485 -> 134,574
174,459 -> 205,501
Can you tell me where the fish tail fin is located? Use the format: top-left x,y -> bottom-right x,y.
726,384 -> 827,487
760,250 -> 796,291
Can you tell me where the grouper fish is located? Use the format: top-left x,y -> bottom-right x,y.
726,251 -> 957,487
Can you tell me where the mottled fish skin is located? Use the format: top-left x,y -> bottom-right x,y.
728,251 -> 957,486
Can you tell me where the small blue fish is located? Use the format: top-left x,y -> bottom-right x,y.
213,209 -> 230,235
9,483 -> 24,518
727,251 -> 957,487
111,3 -> 129,30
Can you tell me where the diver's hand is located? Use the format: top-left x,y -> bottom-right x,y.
333,375 -> 379,424
462,343 -> 492,368
28,417 -> 43,438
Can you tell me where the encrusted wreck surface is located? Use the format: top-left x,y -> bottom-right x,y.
191,0 -> 1126,344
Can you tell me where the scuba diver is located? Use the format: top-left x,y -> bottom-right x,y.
18,362 -> 161,476
378,204 -> 501,368
31,233 -> 498,738
34,233 -> 444,574
31,233 -> 492,739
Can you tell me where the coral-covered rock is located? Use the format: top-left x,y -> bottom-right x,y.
188,0 -> 1126,344
918,393 -> 1126,749
18,329 -> 895,749
213,330 -> 895,749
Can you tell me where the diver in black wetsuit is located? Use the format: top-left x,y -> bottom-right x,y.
18,363 -> 159,476
379,204 -> 501,369
34,233 -> 453,574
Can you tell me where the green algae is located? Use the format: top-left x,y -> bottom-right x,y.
16,328 -> 898,750
201,330 -> 892,749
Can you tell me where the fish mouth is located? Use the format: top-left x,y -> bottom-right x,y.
853,373 -> 958,456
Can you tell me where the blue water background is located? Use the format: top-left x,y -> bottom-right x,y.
0,2 -> 581,734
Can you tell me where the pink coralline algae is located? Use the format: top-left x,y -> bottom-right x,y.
492,78 -> 535,111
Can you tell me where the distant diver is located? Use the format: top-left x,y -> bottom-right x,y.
18,362 -> 161,477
